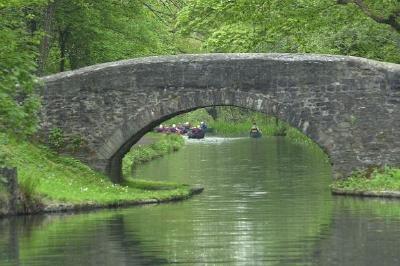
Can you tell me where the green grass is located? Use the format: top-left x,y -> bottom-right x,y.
331,167 -> 400,192
122,133 -> 185,178
207,119 -> 287,136
0,132 -> 192,205
166,108 -> 213,127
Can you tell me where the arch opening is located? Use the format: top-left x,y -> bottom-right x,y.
110,104 -> 331,183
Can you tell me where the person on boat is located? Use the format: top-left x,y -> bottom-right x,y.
155,124 -> 164,133
169,124 -> 178,133
250,122 -> 262,138
250,122 -> 260,133
176,123 -> 186,134
200,121 -> 208,131
184,122 -> 191,130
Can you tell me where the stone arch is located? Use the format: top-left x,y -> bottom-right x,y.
39,54 -> 400,182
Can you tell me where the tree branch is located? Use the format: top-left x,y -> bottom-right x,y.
337,0 -> 399,32
142,2 -> 170,26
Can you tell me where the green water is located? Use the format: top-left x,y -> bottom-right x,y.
0,137 -> 399,265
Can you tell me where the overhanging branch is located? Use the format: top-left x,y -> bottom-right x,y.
337,0 -> 399,32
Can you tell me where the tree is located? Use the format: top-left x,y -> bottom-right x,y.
34,0 -> 188,74
176,0 -> 400,63
0,0 -> 193,137
0,0 -> 45,136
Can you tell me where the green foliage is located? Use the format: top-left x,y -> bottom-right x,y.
0,1 -> 43,136
177,0 -> 400,63
332,166 -> 400,191
47,128 -> 85,152
19,176 -> 40,201
0,133 -> 10,167
48,127 -> 65,151
41,0 -> 191,73
167,108 -> 213,127
68,135 -> 83,152
1,132 -> 192,204
0,0 -> 192,138
208,107 -> 288,136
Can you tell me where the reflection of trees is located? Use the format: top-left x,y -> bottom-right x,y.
0,215 -> 49,265
0,212 -> 167,265
311,197 -> 400,266
0,218 -> 20,265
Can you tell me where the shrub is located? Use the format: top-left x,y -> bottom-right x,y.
19,177 -> 40,202
48,127 -> 65,151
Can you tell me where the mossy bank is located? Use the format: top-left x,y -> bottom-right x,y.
331,167 -> 400,198
0,133 -> 201,217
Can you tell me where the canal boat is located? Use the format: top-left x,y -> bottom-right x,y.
250,130 -> 262,138
188,128 -> 205,139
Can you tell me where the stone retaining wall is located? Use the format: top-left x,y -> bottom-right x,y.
0,167 -> 18,215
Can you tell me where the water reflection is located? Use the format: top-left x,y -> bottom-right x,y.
0,138 -> 399,265
311,197 -> 400,266
0,211 -> 168,265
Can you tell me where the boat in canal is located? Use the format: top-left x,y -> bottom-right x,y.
188,128 -> 205,139
250,129 -> 262,138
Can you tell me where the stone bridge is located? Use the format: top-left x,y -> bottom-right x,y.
39,54 -> 400,183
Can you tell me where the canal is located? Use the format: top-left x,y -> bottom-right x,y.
0,137 -> 399,265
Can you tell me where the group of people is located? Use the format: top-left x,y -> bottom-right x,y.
155,121 -> 261,138
154,122 -> 208,136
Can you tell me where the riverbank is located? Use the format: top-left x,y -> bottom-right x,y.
122,133 -> 185,178
0,133 -> 202,217
331,167 -> 400,198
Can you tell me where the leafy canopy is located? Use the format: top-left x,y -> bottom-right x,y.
176,0 -> 400,63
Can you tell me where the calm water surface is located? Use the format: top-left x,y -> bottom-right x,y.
1,137 -> 399,265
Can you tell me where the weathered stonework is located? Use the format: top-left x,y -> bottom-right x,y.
0,168 -> 18,215
39,53 -> 400,183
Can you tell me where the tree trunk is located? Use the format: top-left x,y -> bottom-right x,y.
58,29 -> 68,72
37,2 -> 56,76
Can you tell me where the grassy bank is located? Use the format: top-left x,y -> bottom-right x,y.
122,133 -> 185,178
0,132 -> 196,213
331,167 -> 400,196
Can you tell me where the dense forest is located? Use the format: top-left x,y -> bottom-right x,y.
1,0 -> 399,137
